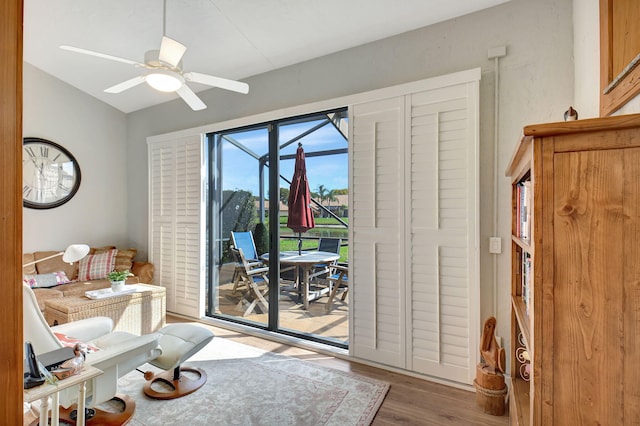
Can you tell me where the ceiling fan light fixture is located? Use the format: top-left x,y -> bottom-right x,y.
146,69 -> 184,92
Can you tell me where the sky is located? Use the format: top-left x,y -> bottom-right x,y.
218,117 -> 348,198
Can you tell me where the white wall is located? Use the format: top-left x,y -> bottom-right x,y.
125,0 -> 574,344
23,63 -> 130,252
573,0 -> 600,118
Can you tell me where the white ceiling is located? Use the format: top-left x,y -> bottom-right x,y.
24,0 -> 509,113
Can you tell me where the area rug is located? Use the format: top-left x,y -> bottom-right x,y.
116,336 -> 389,425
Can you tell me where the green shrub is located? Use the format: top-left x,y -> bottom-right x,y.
253,222 -> 269,255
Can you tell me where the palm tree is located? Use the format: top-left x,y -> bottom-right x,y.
317,184 -> 328,206
327,189 -> 338,211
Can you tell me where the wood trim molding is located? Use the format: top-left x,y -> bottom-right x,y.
0,0 -> 23,424
600,0 -> 640,116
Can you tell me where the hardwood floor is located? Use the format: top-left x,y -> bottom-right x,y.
172,315 -> 509,425
24,315 -> 509,425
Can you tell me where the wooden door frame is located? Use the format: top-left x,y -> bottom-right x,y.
600,0 -> 640,116
0,0 -> 24,423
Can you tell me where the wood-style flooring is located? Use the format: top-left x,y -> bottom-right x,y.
24,314 -> 509,425
173,316 -> 509,426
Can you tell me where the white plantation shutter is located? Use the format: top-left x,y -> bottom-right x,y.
351,97 -> 406,366
149,134 -> 205,318
407,83 -> 479,383
350,69 -> 479,385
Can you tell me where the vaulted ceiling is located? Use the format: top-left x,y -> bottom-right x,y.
24,0 -> 510,113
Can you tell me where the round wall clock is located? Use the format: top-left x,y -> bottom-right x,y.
22,137 -> 81,209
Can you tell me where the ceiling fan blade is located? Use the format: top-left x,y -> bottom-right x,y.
159,36 -> 187,68
184,72 -> 249,94
176,85 -> 207,111
104,76 -> 147,93
60,45 -> 144,67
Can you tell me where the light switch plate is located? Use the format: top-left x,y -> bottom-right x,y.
489,237 -> 502,254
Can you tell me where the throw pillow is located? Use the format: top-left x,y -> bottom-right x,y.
54,332 -> 99,353
22,253 -> 37,275
90,245 -> 116,255
114,248 -> 137,272
23,271 -> 71,288
34,250 -> 79,281
77,249 -> 117,281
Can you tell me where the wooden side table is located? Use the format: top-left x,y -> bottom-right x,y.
24,365 -> 102,426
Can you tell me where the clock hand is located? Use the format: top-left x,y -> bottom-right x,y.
28,157 -> 41,172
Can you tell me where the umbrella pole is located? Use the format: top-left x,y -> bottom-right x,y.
297,232 -> 303,303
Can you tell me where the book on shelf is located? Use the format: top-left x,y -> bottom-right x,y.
521,252 -> 532,316
516,180 -> 532,242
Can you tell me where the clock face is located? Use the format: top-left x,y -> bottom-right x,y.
23,137 -> 81,209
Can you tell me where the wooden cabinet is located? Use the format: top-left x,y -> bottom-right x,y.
505,114 -> 640,425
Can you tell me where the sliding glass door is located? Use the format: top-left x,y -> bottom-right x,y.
207,125 -> 270,328
206,108 -> 349,347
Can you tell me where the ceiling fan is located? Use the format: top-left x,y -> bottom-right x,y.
59,0 -> 249,111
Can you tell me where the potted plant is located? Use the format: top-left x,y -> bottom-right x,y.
107,270 -> 133,292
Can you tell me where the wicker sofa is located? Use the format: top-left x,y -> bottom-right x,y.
22,246 -> 154,312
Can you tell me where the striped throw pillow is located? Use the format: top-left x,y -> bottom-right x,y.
77,249 -> 117,281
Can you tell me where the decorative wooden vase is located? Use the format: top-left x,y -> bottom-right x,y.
474,363 -> 507,416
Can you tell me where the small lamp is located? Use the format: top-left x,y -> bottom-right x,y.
22,244 -> 90,267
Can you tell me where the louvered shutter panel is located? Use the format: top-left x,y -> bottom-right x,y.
408,83 -> 478,384
149,135 -> 204,318
150,144 -> 174,306
351,97 -> 406,367
350,70 -> 479,385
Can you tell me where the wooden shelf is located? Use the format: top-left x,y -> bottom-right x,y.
511,235 -> 532,253
509,377 -> 531,426
511,296 -> 530,350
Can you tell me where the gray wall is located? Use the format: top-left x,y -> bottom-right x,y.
126,0 -> 574,340
23,63 -> 129,252
22,0 -> 574,345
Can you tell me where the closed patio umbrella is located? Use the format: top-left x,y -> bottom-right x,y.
287,143 -> 315,254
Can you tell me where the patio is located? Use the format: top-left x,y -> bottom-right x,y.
214,263 -> 349,343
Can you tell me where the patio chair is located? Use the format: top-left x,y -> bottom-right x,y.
230,231 -> 262,294
318,237 -> 341,254
232,247 -> 270,316
325,264 -> 349,312
309,237 -> 341,283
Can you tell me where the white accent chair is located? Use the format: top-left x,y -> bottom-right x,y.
24,283 -> 216,421
23,284 -> 161,423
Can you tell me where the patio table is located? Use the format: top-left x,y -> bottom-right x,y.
262,250 -> 339,309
